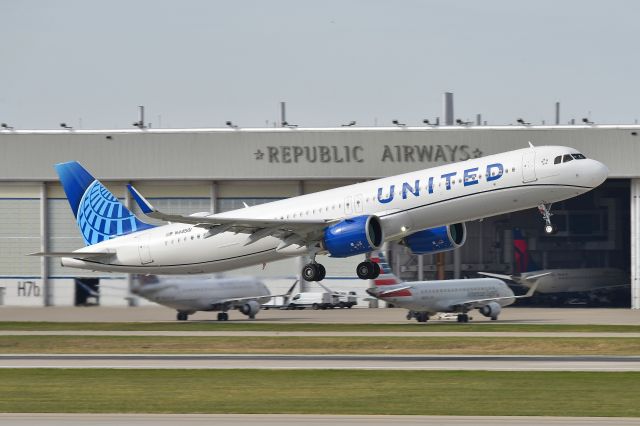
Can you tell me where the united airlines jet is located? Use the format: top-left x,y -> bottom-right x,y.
33,144 -> 608,281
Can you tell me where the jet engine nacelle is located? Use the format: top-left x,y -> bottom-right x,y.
401,223 -> 466,255
322,215 -> 384,258
239,300 -> 261,318
479,301 -> 502,319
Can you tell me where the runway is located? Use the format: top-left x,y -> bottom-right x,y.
0,414 -> 638,426
2,354 -> 639,371
1,306 -> 639,324
1,330 -> 639,338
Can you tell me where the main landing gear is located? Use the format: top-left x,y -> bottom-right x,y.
301,257 -> 381,282
356,260 -> 381,280
538,203 -> 557,235
457,313 -> 470,323
176,311 -> 189,321
217,312 -> 229,321
407,311 -> 429,323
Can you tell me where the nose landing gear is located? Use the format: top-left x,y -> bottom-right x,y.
538,203 -> 557,235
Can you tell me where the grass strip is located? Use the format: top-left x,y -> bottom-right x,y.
0,321 -> 639,333
0,369 -> 638,416
1,336 -> 639,355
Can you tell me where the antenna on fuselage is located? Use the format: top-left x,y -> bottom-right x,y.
528,141 -> 535,148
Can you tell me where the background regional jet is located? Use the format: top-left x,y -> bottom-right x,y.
132,275 -> 277,321
33,145 -> 608,280
366,253 -> 538,323
480,229 -> 629,304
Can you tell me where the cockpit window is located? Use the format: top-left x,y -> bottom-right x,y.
571,153 -> 586,160
562,154 -> 574,163
554,156 -> 562,164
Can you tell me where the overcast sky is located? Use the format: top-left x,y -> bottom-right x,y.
1,0 -> 639,129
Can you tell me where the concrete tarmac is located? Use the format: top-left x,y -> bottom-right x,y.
2,354 -> 639,371
1,306 -> 639,324
1,330 -> 639,337
0,414 -> 638,426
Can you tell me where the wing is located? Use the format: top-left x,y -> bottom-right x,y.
127,184 -> 334,247
217,294 -> 274,306
478,272 -> 550,286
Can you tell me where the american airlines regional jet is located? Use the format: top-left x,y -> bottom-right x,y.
366,253 -> 538,323
34,144 -> 608,280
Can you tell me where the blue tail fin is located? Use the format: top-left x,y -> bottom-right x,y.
55,161 -> 154,246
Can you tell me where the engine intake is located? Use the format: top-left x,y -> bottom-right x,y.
323,215 -> 384,258
239,300 -> 261,318
479,301 -> 502,319
402,223 -> 466,255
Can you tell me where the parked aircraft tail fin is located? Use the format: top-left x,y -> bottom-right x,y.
513,228 -> 539,273
370,251 -> 404,286
55,161 -> 154,246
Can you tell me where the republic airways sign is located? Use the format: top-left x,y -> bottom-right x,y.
254,144 -> 483,164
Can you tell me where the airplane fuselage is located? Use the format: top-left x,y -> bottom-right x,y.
133,276 -> 271,312
63,145 -> 608,274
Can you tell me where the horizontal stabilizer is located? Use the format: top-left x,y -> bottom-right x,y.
28,251 -> 112,259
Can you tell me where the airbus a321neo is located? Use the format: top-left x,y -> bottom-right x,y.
366,253 -> 538,323
33,144 -> 608,280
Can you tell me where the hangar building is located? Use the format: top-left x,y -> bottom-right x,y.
0,125 -> 638,309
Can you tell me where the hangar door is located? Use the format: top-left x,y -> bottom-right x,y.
521,150 -> 537,183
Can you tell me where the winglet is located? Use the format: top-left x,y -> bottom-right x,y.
522,280 -> 539,297
127,184 -> 156,215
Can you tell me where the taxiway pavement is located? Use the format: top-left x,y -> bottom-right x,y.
0,414 -> 638,426
1,354 -> 639,371
0,306 -> 639,324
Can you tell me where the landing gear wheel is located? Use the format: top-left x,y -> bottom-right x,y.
176,312 -> 188,321
371,262 -> 381,279
302,263 -> 325,281
316,264 -> 326,281
457,313 -> 469,323
217,312 -> 229,321
416,312 -> 429,323
357,261 -> 379,280
538,203 -> 557,235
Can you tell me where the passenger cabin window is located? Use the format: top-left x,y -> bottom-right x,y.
562,154 -> 574,163
571,153 -> 586,160
554,156 -> 562,164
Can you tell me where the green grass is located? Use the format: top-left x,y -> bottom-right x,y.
1,321 -> 640,332
0,369 -> 638,416
1,335 -> 639,355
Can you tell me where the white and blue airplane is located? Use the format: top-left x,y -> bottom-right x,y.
33,144 -> 608,281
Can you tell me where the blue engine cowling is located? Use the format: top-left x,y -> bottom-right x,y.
323,215 -> 384,258
401,223 -> 466,255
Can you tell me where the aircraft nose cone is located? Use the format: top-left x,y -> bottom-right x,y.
590,160 -> 609,187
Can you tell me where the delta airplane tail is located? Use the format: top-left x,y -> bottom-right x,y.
55,161 -> 154,246
513,228 -> 542,273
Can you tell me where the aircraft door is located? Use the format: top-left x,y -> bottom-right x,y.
521,150 -> 537,183
138,236 -> 154,264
